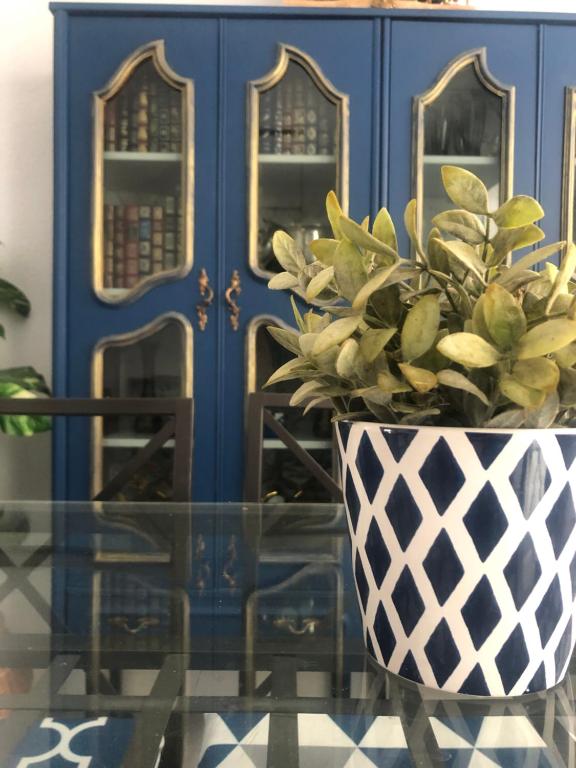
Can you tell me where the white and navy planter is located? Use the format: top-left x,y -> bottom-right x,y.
336,422 -> 576,696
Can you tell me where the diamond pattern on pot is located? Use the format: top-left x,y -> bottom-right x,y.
385,476 -> 422,552
546,483 -> 576,559
495,624 -> 529,694
355,550 -> 370,612
398,652 -> 423,684
466,431 -> 512,469
463,482 -> 509,562
424,618 -> 461,687
374,602 -> 396,665
556,433 -> 576,470
355,432 -> 384,503
365,517 -> 391,588
380,427 -> 416,463
344,468 -> 361,533
554,619 -> 572,680
509,440 -> 551,519
461,575 -> 502,650
423,529 -> 464,606
535,575 -> 564,648
418,437 -> 465,515
392,567 -> 425,637
503,533 -> 542,610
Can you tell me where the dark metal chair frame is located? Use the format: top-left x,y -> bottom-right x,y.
244,391 -> 343,503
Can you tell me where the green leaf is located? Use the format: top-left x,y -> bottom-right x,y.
483,409 -> 526,428
523,392 -> 560,428
471,295 -> 492,342
303,311 -> 330,334
339,216 -> 398,264
272,231 -> 306,273
559,367 -> 576,406
265,357 -> 311,387
290,380 -> 328,407
336,338 -> 360,378
377,370 -> 411,393
427,227 -> 449,274
483,283 -> 527,350
441,165 -> 489,215
493,269 -> 540,293
512,357 -> 560,393
398,363 -> 437,393
404,199 -> 426,262
268,271 -> 299,290
436,369 -> 489,406
0,279 -> 31,317
499,374 -> 546,410
299,333 -> 319,357
312,315 -> 362,356
305,266 -> 335,301
352,386 -> 392,406
490,225 -> 544,263
437,333 -> 502,368
431,209 -> 485,245
290,296 -> 306,333
0,384 -> 51,436
516,319 -> 576,359
352,262 -> 400,310
401,295 -> 440,362
546,243 -> 576,315
554,341 -> 576,369
492,195 -> 544,227
326,191 -> 344,239
372,207 -> 398,252
495,242 -> 565,284
309,238 -> 339,266
267,326 -> 301,356
333,240 -> 367,301
0,366 -> 50,395
359,328 -> 397,363
0,324 -> 4,339
432,239 -> 486,283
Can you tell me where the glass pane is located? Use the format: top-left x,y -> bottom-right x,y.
98,318 -> 188,501
99,54 -> 187,301
249,319 -> 336,504
254,53 -> 344,276
422,62 -> 502,236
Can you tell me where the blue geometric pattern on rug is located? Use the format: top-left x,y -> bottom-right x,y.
1,716 -> 135,768
336,423 -> 576,695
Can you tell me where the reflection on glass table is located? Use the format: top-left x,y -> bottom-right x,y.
0,502 -> 573,767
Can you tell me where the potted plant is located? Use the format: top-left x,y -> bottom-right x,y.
264,166 -> 576,696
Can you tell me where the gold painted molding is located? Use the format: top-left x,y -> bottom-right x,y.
562,87 -> 576,247
91,312 -> 193,498
92,40 -> 194,304
247,44 -> 349,287
412,47 -> 514,243
245,313 -> 293,396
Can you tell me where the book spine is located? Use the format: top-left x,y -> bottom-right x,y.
164,196 -> 177,270
158,92 -> 170,153
138,205 -> 152,278
152,206 -> 164,273
149,81 -> 159,152
118,95 -> 129,151
104,204 -> 115,288
113,204 -> 125,288
137,81 -> 149,152
169,89 -> 181,152
105,100 -> 117,152
124,205 -> 139,288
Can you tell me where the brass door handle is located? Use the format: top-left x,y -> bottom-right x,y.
196,268 -> 214,331
225,270 -> 242,331
108,615 -> 160,634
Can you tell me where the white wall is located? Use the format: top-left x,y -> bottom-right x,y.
0,0 -> 573,499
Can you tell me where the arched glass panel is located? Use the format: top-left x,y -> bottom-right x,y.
414,48 -> 514,240
93,41 -> 194,303
248,45 -> 349,283
92,313 -> 193,500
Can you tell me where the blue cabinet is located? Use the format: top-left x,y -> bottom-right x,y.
52,4 -> 576,502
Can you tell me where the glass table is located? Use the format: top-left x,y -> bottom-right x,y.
0,501 -> 573,767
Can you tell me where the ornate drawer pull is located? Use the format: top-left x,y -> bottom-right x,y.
225,270 -> 242,331
196,268 -> 214,331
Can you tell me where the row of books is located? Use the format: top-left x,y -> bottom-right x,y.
104,198 -> 182,289
105,66 -> 182,153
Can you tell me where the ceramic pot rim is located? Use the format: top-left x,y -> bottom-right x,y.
337,420 -> 576,436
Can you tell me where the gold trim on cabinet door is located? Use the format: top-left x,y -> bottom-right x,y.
562,88 -> 576,246
412,47 -> 515,244
245,314 -> 293,396
91,312 -> 193,498
93,40 -> 195,305
247,44 -> 350,285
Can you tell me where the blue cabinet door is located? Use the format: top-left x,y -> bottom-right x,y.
57,15 -> 220,500
387,20 -> 539,255
540,25 -> 576,246
219,17 -> 380,501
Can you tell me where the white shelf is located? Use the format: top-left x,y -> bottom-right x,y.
103,435 -> 175,449
104,151 -> 182,162
424,154 -> 498,166
259,154 -> 336,165
263,438 -> 333,451
103,288 -> 130,298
